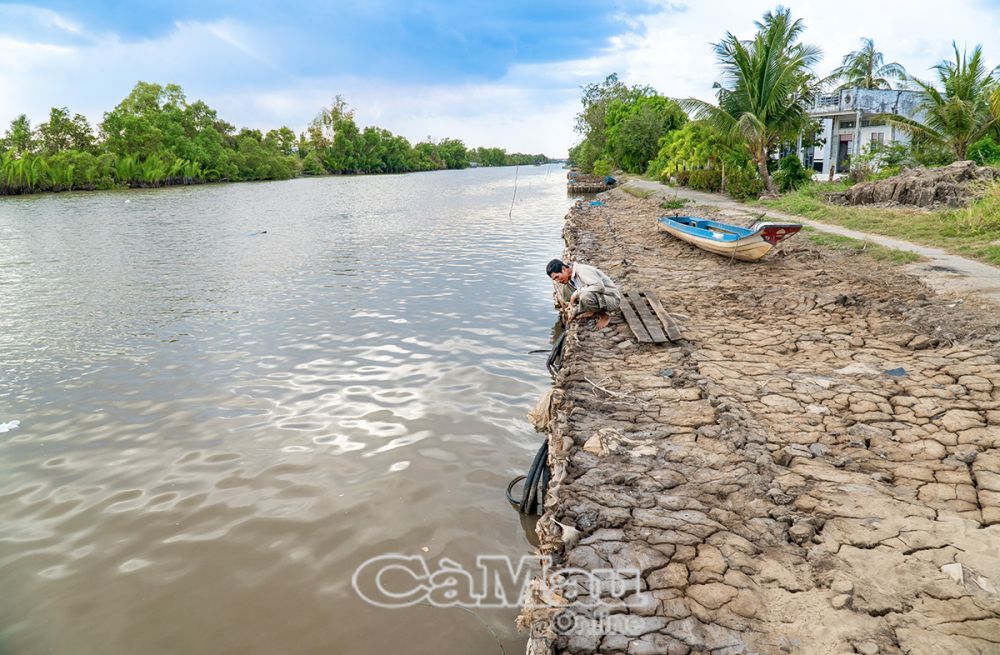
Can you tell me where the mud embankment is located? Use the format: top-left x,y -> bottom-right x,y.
522,190 -> 1000,655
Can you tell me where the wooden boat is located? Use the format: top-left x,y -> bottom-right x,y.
657,216 -> 801,262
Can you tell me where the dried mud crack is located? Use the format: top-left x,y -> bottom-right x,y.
520,190 -> 1000,655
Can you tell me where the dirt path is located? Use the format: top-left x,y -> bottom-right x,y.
623,178 -> 1000,307
522,190 -> 1000,655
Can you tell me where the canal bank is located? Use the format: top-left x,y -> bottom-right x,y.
522,189 -> 1000,654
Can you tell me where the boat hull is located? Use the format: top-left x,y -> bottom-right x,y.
656,217 -> 801,262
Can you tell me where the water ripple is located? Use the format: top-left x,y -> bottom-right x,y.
0,165 -> 571,655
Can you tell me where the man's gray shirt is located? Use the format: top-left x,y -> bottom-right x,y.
569,262 -> 621,301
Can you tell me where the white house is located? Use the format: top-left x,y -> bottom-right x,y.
797,87 -> 923,176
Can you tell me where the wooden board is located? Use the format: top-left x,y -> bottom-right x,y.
619,297 -> 653,343
617,289 -> 683,344
643,291 -> 683,342
626,290 -> 667,343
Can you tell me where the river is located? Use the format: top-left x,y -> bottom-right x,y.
0,165 -> 572,655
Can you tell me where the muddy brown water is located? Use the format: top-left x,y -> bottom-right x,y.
0,165 -> 572,655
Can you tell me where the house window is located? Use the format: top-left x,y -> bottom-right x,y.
861,118 -> 885,127
870,132 -> 885,145
839,120 -> 856,130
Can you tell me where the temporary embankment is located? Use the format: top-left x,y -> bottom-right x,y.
520,189 -> 1000,655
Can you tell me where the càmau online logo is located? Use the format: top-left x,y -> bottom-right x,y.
352,554 -> 641,609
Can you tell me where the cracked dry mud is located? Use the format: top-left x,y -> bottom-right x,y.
520,190 -> 1000,655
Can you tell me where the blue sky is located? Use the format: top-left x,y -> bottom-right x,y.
5,1 -> 660,80
1,1 -> 999,155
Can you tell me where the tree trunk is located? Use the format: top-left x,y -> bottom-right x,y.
757,155 -> 777,196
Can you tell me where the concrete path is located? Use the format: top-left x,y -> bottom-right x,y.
623,178 -> 1000,306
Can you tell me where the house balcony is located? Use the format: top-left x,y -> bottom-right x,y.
808,88 -> 922,119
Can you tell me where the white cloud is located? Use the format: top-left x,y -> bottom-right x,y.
1,1 -> 998,157
614,0 -> 1000,101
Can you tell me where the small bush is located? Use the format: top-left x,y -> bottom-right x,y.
688,169 -> 722,192
725,165 -> 765,200
969,137 -> 1000,166
675,170 -> 691,186
592,156 -> 613,176
773,155 -> 810,192
952,182 -> 1000,234
660,197 -> 688,210
911,139 -> 953,167
301,151 -> 326,175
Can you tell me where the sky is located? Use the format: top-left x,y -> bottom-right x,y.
1,0 -> 999,157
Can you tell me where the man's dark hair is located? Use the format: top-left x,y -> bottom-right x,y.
546,259 -> 566,276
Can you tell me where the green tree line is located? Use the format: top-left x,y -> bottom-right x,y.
1,83 -> 551,196
570,8 -> 1000,199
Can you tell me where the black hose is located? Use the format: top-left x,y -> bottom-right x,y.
546,331 -> 567,375
506,475 -> 526,505
507,440 -> 549,515
507,327 -> 562,514
521,439 -> 547,511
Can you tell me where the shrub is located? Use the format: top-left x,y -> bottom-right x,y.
725,165 -> 765,200
773,155 -> 810,192
911,139 -> 953,167
953,181 -> 1000,234
592,156 -> 613,176
688,169 -> 722,192
301,151 -> 326,175
849,142 -> 917,182
675,170 -> 691,186
969,136 -> 1000,166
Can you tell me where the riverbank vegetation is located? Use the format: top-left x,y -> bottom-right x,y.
568,6 -> 1000,264
1,83 -> 550,196
569,9 -> 1000,189
758,182 -> 1000,266
568,74 -> 686,176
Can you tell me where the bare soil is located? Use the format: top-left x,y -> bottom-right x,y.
521,190 -> 1000,655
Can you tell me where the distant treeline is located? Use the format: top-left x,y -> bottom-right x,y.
0,83 -> 550,195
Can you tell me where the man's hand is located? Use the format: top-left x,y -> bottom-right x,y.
569,293 -> 578,306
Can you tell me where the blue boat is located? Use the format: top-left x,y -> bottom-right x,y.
657,216 -> 802,261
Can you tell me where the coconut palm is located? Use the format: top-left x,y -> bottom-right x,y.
885,43 -> 1000,161
683,8 -> 822,195
832,38 -> 906,90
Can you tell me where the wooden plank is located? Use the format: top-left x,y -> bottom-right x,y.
643,291 -> 683,342
619,296 -> 653,343
626,290 -> 667,343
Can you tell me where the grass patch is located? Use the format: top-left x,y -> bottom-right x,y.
757,181 -> 1000,266
621,185 -> 653,199
660,196 -> 689,210
800,227 -> 921,265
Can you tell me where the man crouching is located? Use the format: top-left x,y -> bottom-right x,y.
546,258 -> 622,330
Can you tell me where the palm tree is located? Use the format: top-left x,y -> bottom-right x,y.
885,43 -> 1000,161
684,8 -> 822,195
832,38 -> 906,90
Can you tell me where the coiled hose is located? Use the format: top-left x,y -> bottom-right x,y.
546,331 -> 567,375
506,439 -> 549,515
506,329 -> 562,514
